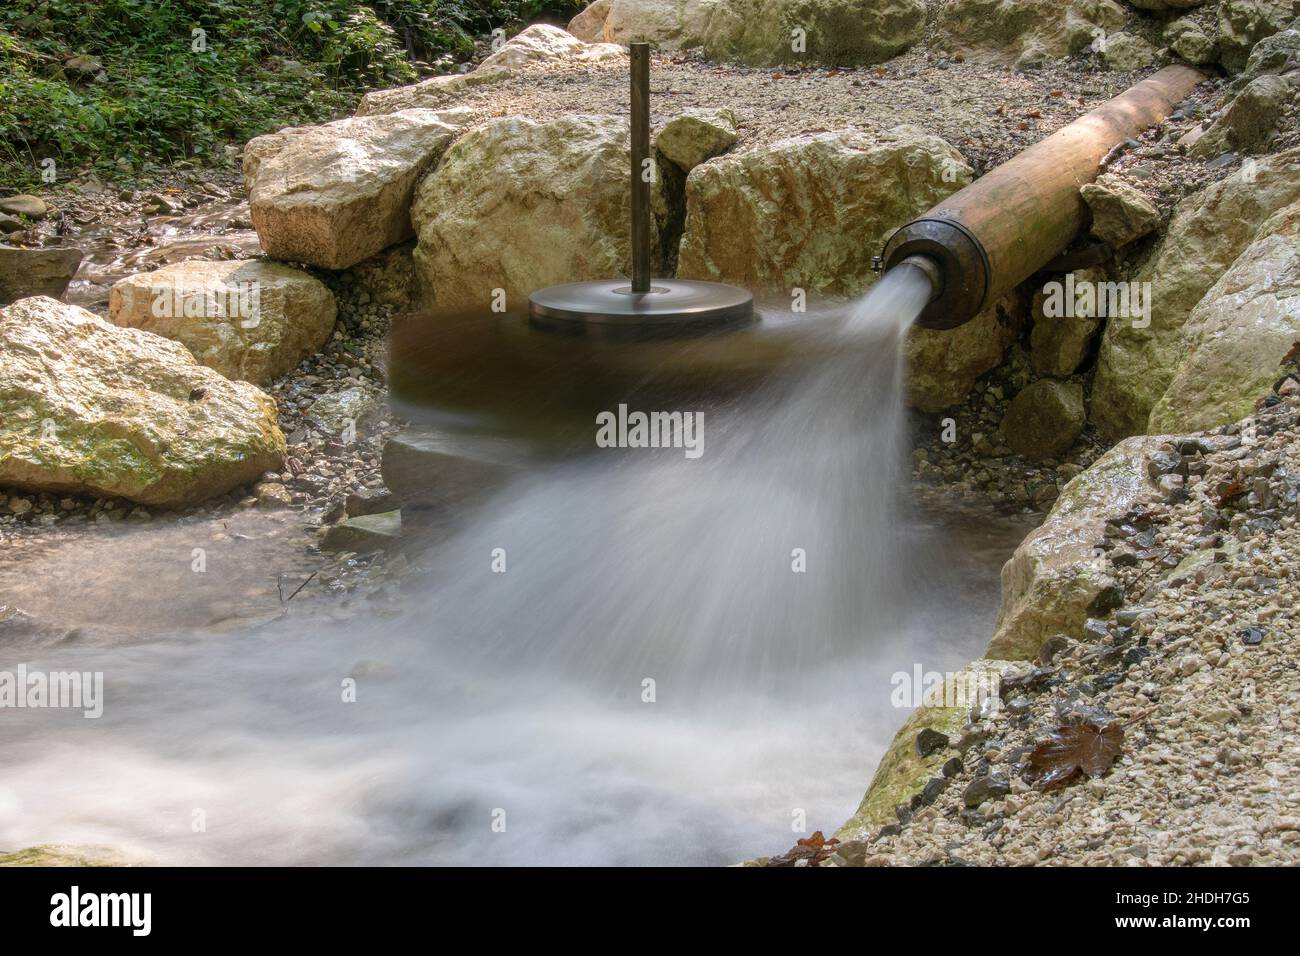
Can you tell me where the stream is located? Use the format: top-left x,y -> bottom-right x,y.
1,237 -> 1037,866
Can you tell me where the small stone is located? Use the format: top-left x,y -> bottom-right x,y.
1081,174 -> 1160,247
1088,585 -> 1126,616
254,481 -> 293,509
1147,448 -> 1186,479
1039,634 -> 1070,665
1238,627 -> 1265,646
1082,618 -> 1110,641
1000,379 -> 1086,460
915,727 -> 950,758
655,109 -> 738,171
963,774 -> 1010,809
345,486 -> 396,517
920,776 -> 948,805
319,509 -> 402,553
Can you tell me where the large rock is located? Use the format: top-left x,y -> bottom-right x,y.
678,126 -> 972,297
480,24 -> 623,70
1092,147 -> 1300,439
905,295 -> 1024,411
1099,32 -> 1159,72
1029,269 -> 1103,377
356,68 -> 510,117
1127,0 -> 1207,9
108,259 -> 336,385
0,195 -> 50,219
936,0 -> 1127,66
599,0 -> 704,45
1217,0 -> 1297,72
572,0 -> 925,66
837,659 -> 1013,839
700,0 -> 926,66
1164,18 -> 1218,65
569,0 -> 614,41
1081,174 -> 1160,248
243,107 -> 474,270
1191,74 -> 1295,156
382,427 -> 535,515
999,379 -> 1086,459
985,436 -> 1161,660
0,297 -> 284,507
655,109 -> 737,171
356,24 -> 621,117
0,245 -> 83,305
1149,198 -> 1300,432
411,114 -> 671,311
1233,22 -> 1300,85
320,509 -> 402,553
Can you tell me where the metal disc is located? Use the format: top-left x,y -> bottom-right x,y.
529,279 -> 754,338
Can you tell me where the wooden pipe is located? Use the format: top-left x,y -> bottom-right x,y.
883,65 -> 1205,330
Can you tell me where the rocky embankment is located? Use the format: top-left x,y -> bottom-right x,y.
765,386 -> 1300,866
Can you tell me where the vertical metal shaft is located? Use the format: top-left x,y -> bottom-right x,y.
630,42 -> 651,293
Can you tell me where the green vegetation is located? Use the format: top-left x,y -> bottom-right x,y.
0,0 -> 583,187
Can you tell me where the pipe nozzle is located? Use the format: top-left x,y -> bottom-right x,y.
896,254 -> 944,302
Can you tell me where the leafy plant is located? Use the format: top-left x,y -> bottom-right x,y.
0,0 -> 585,188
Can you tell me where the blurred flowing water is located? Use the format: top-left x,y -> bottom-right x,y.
0,268 -> 1032,865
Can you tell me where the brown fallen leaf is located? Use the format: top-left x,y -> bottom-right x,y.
953,52 -> 965,63
797,830 -> 836,848
1049,89 -> 1064,97
1026,109 -> 1042,119
1216,477 -> 1247,507
1026,721 -> 1124,790
1018,121 -> 1029,130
